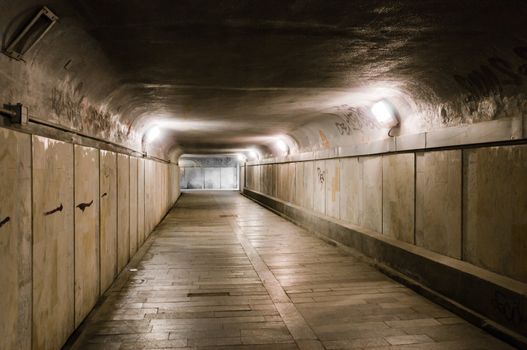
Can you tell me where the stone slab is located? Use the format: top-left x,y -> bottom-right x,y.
325,159 -> 340,219
463,145 -> 527,283
74,145 -> 100,327
117,153 -> 130,272
137,158 -> 145,246
360,156 -> 383,233
382,153 -> 415,243
339,157 -> 361,226
416,150 -> 462,259
100,150 -> 118,293
32,135 -> 74,350
130,157 -> 138,257
0,128 -> 31,350
314,160 -> 326,215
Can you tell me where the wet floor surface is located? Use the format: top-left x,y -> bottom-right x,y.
72,192 -> 513,350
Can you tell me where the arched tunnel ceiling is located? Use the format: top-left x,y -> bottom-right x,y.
2,1 -> 527,158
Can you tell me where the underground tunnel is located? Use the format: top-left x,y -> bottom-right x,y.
0,1 -> 526,349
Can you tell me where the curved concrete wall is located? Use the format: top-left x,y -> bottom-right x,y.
2,2 -> 527,159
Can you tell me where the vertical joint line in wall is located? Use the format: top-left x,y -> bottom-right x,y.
115,155 -> 118,278
126,156 -> 132,264
381,155 -> 384,234
98,151 -> 101,297
460,149 -> 464,261
144,160 -> 146,244
30,135 -> 34,350
293,162 -> 296,203
137,160 -> 140,249
413,153 -> 417,245
72,145 -> 76,327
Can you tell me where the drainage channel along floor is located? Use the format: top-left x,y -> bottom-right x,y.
70,192 -> 513,350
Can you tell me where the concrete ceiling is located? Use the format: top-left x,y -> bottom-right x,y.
2,1 -> 527,157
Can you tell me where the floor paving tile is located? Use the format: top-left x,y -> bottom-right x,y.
70,192 -> 514,350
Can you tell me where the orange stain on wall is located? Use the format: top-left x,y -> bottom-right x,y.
319,130 -> 330,149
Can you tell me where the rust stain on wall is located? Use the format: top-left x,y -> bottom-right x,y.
332,165 -> 340,202
319,130 -> 330,149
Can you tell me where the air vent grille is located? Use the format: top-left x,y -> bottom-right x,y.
4,6 -> 58,60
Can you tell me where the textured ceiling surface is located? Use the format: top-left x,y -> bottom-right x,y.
1,1 -> 527,157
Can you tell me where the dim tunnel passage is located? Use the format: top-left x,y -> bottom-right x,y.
68,192 -> 513,350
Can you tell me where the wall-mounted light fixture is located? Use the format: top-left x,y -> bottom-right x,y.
145,126 -> 161,142
236,153 -> 246,162
275,137 -> 289,155
3,6 -> 59,61
371,100 -> 399,130
248,148 -> 260,160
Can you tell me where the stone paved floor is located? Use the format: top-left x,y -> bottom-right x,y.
72,192 -> 514,350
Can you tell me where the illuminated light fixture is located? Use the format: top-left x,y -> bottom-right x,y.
145,126 -> 161,142
276,138 -> 289,155
236,153 -> 246,162
371,100 -> 399,129
248,149 -> 259,160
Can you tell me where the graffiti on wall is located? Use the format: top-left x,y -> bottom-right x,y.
44,203 -> 63,216
0,216 -> 10,228
50,78 -> 130,144
492,290 -> 526,325
76,200 -> 94,212
333,105 -> 378,135
50,82 -> 84,129
335,121 -> 351,135
316,167 -> 326,184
